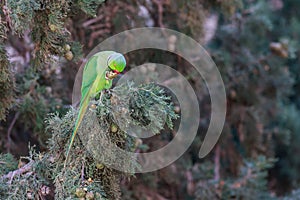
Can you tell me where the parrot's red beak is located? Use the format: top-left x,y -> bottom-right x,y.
113,70 -> 120,74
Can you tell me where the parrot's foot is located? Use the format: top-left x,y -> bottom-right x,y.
98,91 -> 104,105
99,90 -> 113,104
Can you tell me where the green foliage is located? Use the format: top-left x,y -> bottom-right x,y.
209,0 -> 295,160
0,15 -> 14,121
74,0 -> 106,17
42,82 -> 177,199
119,0 -> 299,199
223,156 -> 277,200
283,189 -> 300,200
0,150 -> 47,200
173,0 -> 206,38
4,0 -> 105,70
111,82 -> 178,134
191,156 -> 277,200
0,153 -> 18,175
0,45 -> 15,121
12,68 -> 64,145
7,0 -> 40,35
0,0 -> 102,120
271,104 -> 300,193
0,81 -> 177,199
31,0 -> 78,68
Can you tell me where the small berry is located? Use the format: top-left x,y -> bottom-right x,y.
86,192 -> 95,200
135,139 -> 143,148
75,188 -> 86,198
49,24 -> 58,32
65,51 -> 73,60
96,163 -> 104,170
64,44 -> 71,51
111,124 -> 118,133
90,104 -> 97,109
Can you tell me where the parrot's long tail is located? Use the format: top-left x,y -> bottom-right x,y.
63,73 -> 103,169
64,94 -> 90,168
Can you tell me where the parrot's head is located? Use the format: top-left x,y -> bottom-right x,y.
106,53 -> 126,79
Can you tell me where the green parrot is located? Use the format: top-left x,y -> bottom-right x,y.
64,51 -> 126,167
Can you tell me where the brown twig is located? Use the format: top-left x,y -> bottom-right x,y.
214,144 -> 220,182
230,168 -> 255,189
0,160 -> 34,183
88,29 -> 110,47
152,0 -> 169,38
153,0 -> 165,28
81,160 -> 85,181
7,111 -> 20,153
82,15 -> 104,27
2,0 -> 12,30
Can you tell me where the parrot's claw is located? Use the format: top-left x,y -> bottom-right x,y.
98,90 -> 113,105
98,91 -> 104,105
106,90 -> 112,97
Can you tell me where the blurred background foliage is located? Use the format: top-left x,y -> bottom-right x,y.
0,0 -> 300,199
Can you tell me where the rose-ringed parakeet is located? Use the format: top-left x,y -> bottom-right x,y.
64,51 -> 126,167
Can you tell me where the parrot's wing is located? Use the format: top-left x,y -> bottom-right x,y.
71,56 -> 98,108
81,55 -> 98,101
72,51 -> 115,107
65,71 -> 103,168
